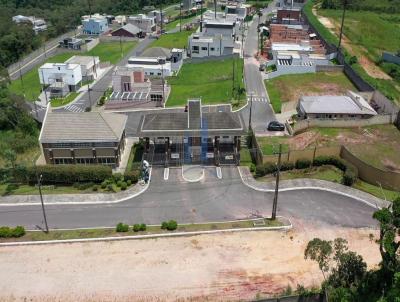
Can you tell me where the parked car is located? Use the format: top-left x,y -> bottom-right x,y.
267,121 -> 285,131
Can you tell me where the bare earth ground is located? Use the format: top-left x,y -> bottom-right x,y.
313,8 -> 391,80
0,219 -> 381,302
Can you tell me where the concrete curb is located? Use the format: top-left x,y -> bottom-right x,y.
0,169 -> 152,207
237,167 -> 384,210
0,218 -> 292,247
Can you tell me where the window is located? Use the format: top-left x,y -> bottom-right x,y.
97,157 -> 116,164
210,47 -> 215,51
58,67 -> 60,71
201,47 -> 207,51
158,72 -> 161,76
192,46 -> 199,54
54,158 -> 73,165
123,82 -> 131,91
76,158 -> 95,164
150,72 -> 154,75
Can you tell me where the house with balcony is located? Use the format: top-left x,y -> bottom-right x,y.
128,14 -> 156,33
65,55 -> 100,81
82,14 -> 109,35
126,56 -> 172,76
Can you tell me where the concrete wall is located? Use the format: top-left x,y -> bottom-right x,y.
99,35 -> 139,42
372,90 -> 400,115
266,65 -> 316,79
315,65 -> 344,72
81,38 -> 100,51
292,115 -> 395,134
263,146 -> 341,164
341,147 -> 400,191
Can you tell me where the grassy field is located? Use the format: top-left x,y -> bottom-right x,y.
256,125 -> 400,172
0,218 -> 284,242
167,57 -> 245,106
149,30 -> 196,49
165,14 -> 198,31
257,165 -> 399,201
8,42 -> 137,101
264,72 -> 356,113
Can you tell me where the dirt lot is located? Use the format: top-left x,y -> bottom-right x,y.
0,220 -> 381,302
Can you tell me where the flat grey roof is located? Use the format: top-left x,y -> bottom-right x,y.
40,110 -> 127,143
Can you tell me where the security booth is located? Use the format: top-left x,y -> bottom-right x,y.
138,99 -> 246,166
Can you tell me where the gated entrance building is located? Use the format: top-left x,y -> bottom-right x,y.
138,99 -> 246,166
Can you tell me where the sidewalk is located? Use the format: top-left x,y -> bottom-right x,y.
238,166 -> 391,209
0,171 -> 150,206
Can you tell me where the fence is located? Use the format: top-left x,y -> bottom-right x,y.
382,52 -> 400,65
292,115 -> 396,134
183,53 -> 239,64
99,36 -> 139,42
315,65 -> 344,72
266,65 -> 316,80
341,147 -> 400,191
262,146 -> 341,164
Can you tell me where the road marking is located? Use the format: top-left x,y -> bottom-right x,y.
216,167 -> 222,179
164,168 -> 169,180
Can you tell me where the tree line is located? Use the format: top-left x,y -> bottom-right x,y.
320,0 -> 400,13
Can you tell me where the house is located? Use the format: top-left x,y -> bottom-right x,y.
276,8 -> 302,24
203,20 -> 237,38
65,56 -> 100,81
39,109 -> 127,167
188,33 -> 235,57
126,57 -> 172,76
111,23 -> 143,38
297,91 -> 377,120
106,66 -> 170,109
38,63 -> 82,98
82,15 -> 109,35
138,99 -> 246,166
128,14 -> 156,33
12,15 -> 47,34
113,15 -> 127,26
140,47 -> 172,60
147,10 -> 166,24
225,4 -> 248,20
58,37 -> 83,50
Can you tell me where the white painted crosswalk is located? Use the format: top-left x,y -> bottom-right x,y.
247,96 -> 268,103
30,106 -> 46,114
64,104 -> 84,112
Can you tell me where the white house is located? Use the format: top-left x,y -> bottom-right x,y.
188,33 -> 235,57
38,63 -> 82,97
65,55 -> 100,81
126,57 -> 172,77
82,14 -> 109,35
128,14 -> 156,33
203,20 -> 237,38
12,15 -> 47,34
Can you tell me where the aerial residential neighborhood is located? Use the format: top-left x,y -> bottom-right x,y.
0,0 -> 399,301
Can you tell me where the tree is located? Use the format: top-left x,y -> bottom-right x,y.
372,196 -> 400,285
2,149 -> 17,170
304,238 -> 333,280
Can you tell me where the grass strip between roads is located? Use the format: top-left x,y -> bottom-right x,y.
0,219 -> 286,243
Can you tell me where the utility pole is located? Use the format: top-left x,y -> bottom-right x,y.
88,83 -> 92,107
214,0 -> 217,19
160,0 -> 164,33
338,0 -> 347,49
40,68 -> 48,104
200,0 -> 203,32
37,174 -> 49,233
180,2 -> 182,32
92,56 -> 97,78
88,0 -> 92,18
272,144 -> 282,220
161,62 -> 165,105
18,62 -> 25,97
119,36 -> 123,58
249,93 -> 253,129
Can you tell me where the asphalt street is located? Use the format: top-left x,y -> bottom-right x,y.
0,167 -> 378,229
240,2 -> 277,134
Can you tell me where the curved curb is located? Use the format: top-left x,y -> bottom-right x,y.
181,166 -> 205,183
0,217 -> 292,247
0,169 -> 152,207
237,167 -> 383,210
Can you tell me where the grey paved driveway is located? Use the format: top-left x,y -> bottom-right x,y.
0,167 -> 377,229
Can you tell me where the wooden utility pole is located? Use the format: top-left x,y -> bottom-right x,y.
214,0 -> 217,19
338,0 -> 347,49
200,0 -> 203,32
249,93 -> 253,129
180,2 -> 182,32
160,0 -> 164,33
37,174 -> 49,233
272,144 -> 282,220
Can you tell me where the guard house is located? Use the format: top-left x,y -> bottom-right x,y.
138,99 -> 246,166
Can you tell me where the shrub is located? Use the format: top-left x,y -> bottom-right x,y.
164,220 -> 177,231
255,164 -> 266,177
5,183 -> 19,195
77,182 -> 94,190
295,159 -> 312,169
120,182 -> 127,190
161,221 -> 169,229
249,163 -> 256,173
342,164 -> 358,186
139,223 -> 146,231
113,173 -> 124,183
92,185 -> 98,191
125,170 -> 140,183
133,224 -> 141,232
126,179 -> 132,186
106,184 -> 115,192
116,180 -> 123,187
100,181 -> 107,189
313,156 -> 346,171
12,226 -> 25,237
280,161 -> 295,172
0,226 -> 12,238
116,222 -> 129,232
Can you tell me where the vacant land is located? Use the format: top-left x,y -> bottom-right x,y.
8,41 -> 136,101
149,30 -> 195,49
265,72 -> 356,113
167,57 -> 245,106
0,223 -> 381,301
257,125 -> 400,172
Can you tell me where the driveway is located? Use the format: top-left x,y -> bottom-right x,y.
0,167 -> 377,229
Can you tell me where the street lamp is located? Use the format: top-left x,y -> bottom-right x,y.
338,0 -> 348,50
37,174 -> 49,233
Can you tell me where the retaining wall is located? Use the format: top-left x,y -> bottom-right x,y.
99,36 -> 139,42
263,146 -> 341,164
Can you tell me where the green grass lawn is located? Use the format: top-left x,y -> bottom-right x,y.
0,218 -> 284,243
165,15 -> 197,31
86,41 -> 137,64
49,92 -> 79,107
8,42 -> 137,101
149,30 -> 196,49
256,136 -> 289,155
264,72 -> 356,113
166,57 -> 245,106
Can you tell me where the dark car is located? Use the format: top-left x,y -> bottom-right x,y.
267,121 -> 285,131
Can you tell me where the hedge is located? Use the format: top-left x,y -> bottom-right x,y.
125,170 -> 140,183
0,226 -> 26,238
13,165 -> 112,185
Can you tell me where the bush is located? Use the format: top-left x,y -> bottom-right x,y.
113,173 -> 124,183
116,222 -> 129,232
92,185 -> 98,191
162,220 -> 178,231
100,181 -> 107,189
5,183 -> 19,195
12,226 -> 25,237
116,180 -> 122,187
120,182 -> 127,190
249,163 -> 256,173
295,159 -> 312,169
106,184 -> 115,192
313,156 -> 346,171
342,164 -> 358,186
280,161 -> 295,172
133,223 -> 146,232
126,179 -> 132,186
125,170 -> 140,183
21,165 -> 112,185
0,226 -> 25,238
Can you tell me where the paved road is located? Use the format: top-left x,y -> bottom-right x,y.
0,167 -> 377,229
240,2 -> 277,134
